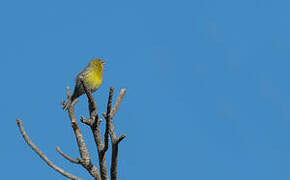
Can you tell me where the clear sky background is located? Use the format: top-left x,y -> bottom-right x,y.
1,0 -> 290,179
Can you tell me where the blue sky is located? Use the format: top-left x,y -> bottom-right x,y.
2,0 -> 290,179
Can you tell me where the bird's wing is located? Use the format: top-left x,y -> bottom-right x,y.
76,66 -> 91,81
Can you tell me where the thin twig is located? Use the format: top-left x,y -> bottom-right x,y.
16,119 -> 82,180
56,146 -> 81,164
117,134 -> 126,144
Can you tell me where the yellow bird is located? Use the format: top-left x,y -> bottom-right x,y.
63,58 -> 104,110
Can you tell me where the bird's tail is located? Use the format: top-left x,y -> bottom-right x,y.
63,97 -> 72,111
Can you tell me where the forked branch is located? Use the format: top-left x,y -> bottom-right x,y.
64,87 -> 101,180
17,84 -> 126,180
80,79 -> 126,180
102,88 -> 126,180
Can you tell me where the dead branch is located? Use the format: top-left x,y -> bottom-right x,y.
80,78 -> 109,180
110,89 -> 126,119
56,146 -> 81,164
79,78 -> 126,180
102,88 -> 126,180
17,83 -> 126,180
16,119 -> 82,180
65,87 -> 101,180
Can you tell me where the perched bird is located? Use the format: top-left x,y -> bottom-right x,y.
63,58 -> 105,110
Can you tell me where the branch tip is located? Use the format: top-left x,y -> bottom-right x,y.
110,88 -> 127,118
56,146 -> 81,164
66,86 -> 71,97
117,134 -> 126,144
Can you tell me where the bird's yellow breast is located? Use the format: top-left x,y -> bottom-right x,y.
84,67 -> 103,91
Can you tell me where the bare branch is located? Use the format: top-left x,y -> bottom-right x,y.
102,88 -> 127,180
92,123 -> 109,180
80,77 -> 97,120
110,89 -> 126,119
110,144 -> 119,180
56,146 -> 81,164
106,87 -> 114,116
66,86 -> 71,98
65,87 -> 102,180
117,134 -> 126,144
67,100 -> 91,164
19,80 -> 127,180
103,87 -> 114,154
16,119 -> 82,180
80,116 -> 92,126
79,80 -> 109,180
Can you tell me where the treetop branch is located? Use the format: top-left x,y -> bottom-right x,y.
17,84 -> 126,180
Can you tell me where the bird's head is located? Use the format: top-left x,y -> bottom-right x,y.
89,58 -> 105,69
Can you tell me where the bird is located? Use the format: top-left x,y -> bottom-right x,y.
63,58 -> 105,110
